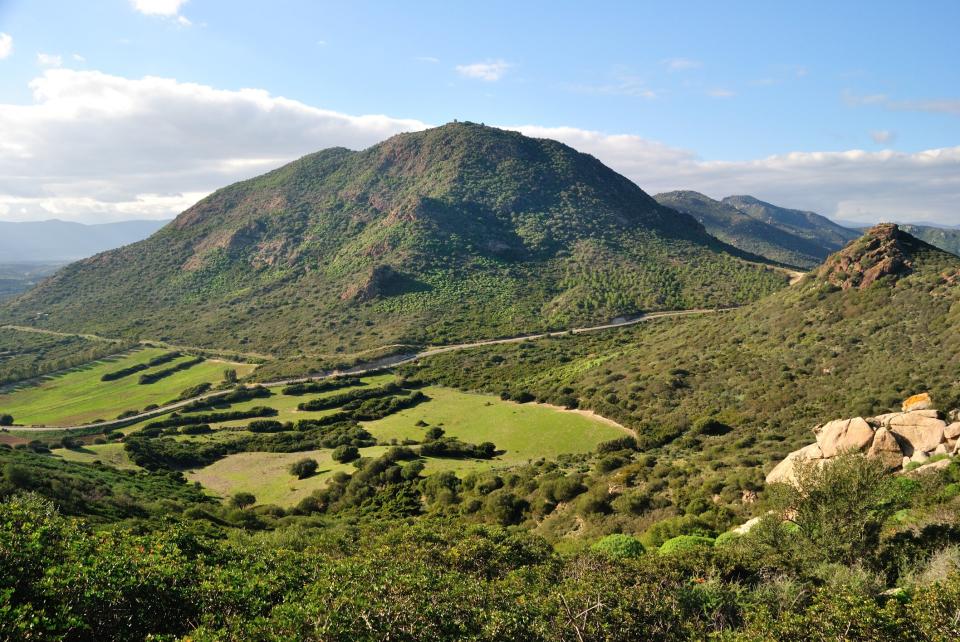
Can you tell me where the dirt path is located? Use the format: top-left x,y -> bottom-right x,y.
529,402 -> 635,437
8,308 -> 728,432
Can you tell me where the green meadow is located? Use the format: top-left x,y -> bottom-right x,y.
0,347 -> 257,426
363,386 -> 627,467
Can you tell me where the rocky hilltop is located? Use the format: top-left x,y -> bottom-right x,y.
816,222 -> 936,290
767,392 -> 960,484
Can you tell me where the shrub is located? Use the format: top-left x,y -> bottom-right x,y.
659,535 -> 715,555
229,492 -> 256,509
290,458 -> 319,479
179,424 -> 212,435
692,417 -> 732,436
591,534 -> 645,559
596,436 -> 638,454
332,445 -> 359,463
0,414 -> 13,426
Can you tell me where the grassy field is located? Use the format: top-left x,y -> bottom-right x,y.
0,347 -> 257,426
185,446 -> 391,506
53,442 -> 139,470
363,386 -> 626,468
184,386 -> 624,506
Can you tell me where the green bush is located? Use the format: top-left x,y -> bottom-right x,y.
290,458 -> 319,479
331,445 -> 359,463
659,535 -> 715,555
591,534 -> 645,559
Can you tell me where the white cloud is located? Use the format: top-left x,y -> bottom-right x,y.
455,60 -> 511,82
870,130 -> 895,144
0,33 -> 13,60
131,0 -> 188,16
72,53 -> 86,63
707,88 -> 735,98
37,53 -> 63,68
845,90 -> 960,116
664,58 -> 701,71
513,125 -> 960,226
0,69 -> 428,222
0,69 -> 956,227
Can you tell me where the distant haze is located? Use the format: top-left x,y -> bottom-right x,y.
0,219 -> 169,262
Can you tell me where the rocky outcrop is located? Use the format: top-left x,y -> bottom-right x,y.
766,394 -> 958,485
816,223 -> 916,290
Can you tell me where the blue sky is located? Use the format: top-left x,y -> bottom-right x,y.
0,0 -> 957,224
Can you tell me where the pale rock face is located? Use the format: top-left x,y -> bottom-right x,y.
911,451 -> 930,464
815,417 -> 874,458
866,427 -> 905,470
945,423 -> 960,440
902,392 -> 933,412
765,443 -> 824,485
933,443 -> 949,455
888,412 -> 947,454
732,516 -> 763,535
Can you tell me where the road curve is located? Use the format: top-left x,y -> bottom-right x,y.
7,308 -> 730,432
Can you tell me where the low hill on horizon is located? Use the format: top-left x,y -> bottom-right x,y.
0,122 -> 787,359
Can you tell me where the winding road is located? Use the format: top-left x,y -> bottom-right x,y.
5,307 -> 731,432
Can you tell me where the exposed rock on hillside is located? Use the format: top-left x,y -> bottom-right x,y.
766,394 -> 960,484
816,223 -> 922,290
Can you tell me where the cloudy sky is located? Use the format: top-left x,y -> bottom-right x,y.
0,0 -> 957,225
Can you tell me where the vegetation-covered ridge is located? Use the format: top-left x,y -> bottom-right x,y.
1,122 -> 786,359
654,190 -> 855,269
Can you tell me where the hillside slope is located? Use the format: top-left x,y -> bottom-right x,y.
901,223 -> 960,257
0,123 -> 786,358
410,224 -> 960,487
654,190 -> 834,268
722,195 -> 860,252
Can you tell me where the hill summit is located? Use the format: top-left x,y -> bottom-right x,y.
1,122 -> 787,359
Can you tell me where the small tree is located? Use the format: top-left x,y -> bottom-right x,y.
229,492 -> 256,510
766,454 -> 906,565
425,426 -> 445,441
0,414 -> 13,426
290,458 -> 319,479
223,369 -> 238,385
332,445 -> 359,463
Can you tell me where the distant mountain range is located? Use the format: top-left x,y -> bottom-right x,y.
655,191 -> 959,268
0,219 -> 169,262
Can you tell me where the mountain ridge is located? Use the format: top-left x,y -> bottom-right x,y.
0,123 -> 787,360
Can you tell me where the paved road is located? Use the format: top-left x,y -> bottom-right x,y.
7,308 -> 729,432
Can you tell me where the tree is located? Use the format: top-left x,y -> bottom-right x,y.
223,368 -> 238,384
0,414 -> 13,426
425,426 -> 445,441
332,445 -> 359,463
290,458 -> 319,479
229,492 -> 256,510
765,454 -> 906,565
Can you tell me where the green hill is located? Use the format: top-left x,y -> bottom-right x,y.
901,223 -> 960,257
654,190 -> 835,269
721,194 -> 860,252
0,123 -> 785,359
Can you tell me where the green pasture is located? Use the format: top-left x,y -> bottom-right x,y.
0,348 -> 256,426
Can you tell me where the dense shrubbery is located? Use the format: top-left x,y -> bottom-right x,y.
297,382 -> 401,411
100,351 -> 180,381
138,356 -> 205,385
282,376 -> 362,396
180,385 -> 271,412
144,406 -> 277,430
